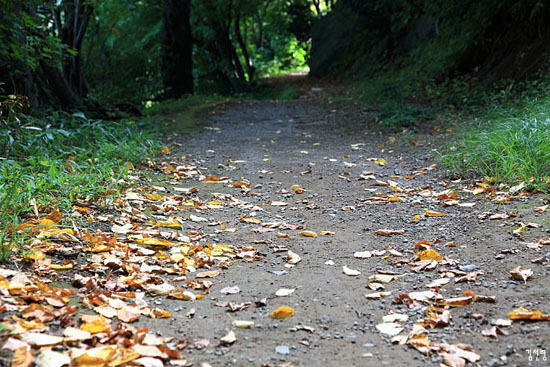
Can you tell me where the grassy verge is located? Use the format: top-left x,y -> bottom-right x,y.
342,68 -> 550,191
0,110 -> 162,261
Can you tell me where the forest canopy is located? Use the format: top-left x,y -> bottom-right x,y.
0,0 -> 329,110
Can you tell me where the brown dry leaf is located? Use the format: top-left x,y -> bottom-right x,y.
117,308 -> 141,323
374,229 -> 405,236
440,352 -> 465,367
218,330 -> 236,345
455,270 -> 485,283
196,269 -> 221,278
481,326 -> 509,338
509,266 -> 533,283
12,347 -> 34,367
269,306 -> 294,319
535,205 -> 549,213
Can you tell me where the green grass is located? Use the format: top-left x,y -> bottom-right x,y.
0,110 -> 161,261
442,96 -> 550,191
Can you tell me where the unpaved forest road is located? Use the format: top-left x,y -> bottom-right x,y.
5,87 -> 550,367
153,92 -> 550,367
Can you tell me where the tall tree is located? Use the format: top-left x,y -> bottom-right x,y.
160,0 -> 193,98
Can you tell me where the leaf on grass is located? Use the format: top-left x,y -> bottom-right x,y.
269,306 -> 294,319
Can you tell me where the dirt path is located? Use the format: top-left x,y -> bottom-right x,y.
2,88 -> 549,367
151,94 -> 549,366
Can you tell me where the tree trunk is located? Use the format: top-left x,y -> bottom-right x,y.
161,0 -> 194,98
234,11 -> 255,82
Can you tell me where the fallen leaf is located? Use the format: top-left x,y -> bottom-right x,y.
220,286 -> 240,295
382,313 -> 409,323
368,274 -> 401,283
509,266 -> 533,283
287,250 -> 301,265
416,249 -> 442,262
19,333 -> 64,346
269,306 -> 294,319
375,322 -> 403,336
424,210 -> 445,217
297,231 -> 317,238
342,266 -> 361,276
507,308 -> 550,321
196,269 -> 221,278
36,350 -> 71,367
365,291 -> 392,299
374,229 -> 405,236
275,288 -> 296,297
232,320 -> 254,329
12,347 -> 34,367
218,330 -> 236,345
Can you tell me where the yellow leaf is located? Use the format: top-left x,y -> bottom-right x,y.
472,187 -> 486,195
297,231 -> 317,238
507,308 -> 550,321
375,159 -> 387,166
144,193 -> 162,201
161,146 -> 171,154
241,216 -> 261,224
424,210 -> 445,217
208,200 -> 224,206
416,249 -> 442,262
12,347 -> 34,367
269,306 -> 294,319
155,221 -> 182,229
320,230 -> 335,235
277,232 -> 290,238
43,228 -> 75,237
80,319 -> 110,334
25,250 -> 46,261
50,263 -> 73,270
135,238 -> 174,247
411,215 -> 421,221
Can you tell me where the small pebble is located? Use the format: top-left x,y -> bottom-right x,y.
275,346 -> 290,355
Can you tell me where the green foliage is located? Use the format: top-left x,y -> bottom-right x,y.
84,0 -> 163,104
0,111 -> 161,261
441,85 -> 550,191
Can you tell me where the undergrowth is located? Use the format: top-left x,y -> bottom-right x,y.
0,110 -> 161,261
